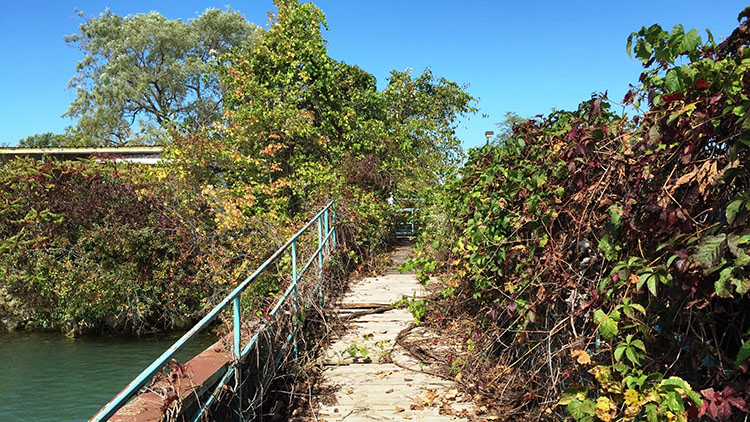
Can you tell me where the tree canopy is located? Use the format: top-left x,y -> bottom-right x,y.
214,0 -> 475,217
17,132 -> 70,148
64,8 -> 258,145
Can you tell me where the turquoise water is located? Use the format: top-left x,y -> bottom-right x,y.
0,331 -> 217,421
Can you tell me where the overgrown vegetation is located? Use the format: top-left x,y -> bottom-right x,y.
410,9 -> 750,422
0,0 -> 473,335
0,158 -> 282,333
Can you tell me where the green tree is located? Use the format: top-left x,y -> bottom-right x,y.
382,68 -> 475,191
17,132 -> 70,147
216,0 -> 474,213
65,8 -> 258,145
493,111 -> 527,145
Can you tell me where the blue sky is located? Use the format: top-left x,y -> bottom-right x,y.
0,1 -> 747,149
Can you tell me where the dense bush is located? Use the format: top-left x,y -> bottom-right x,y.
412,10 -> 750,422
0,156 -> 315,334
0,159 -> 203,332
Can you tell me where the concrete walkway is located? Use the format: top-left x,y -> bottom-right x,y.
301,246 -> 475,421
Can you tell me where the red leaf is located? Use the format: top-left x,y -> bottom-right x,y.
701,388 -> 717,401
721,385 -> 736,397
698,400 -> 708,418
663,93 -> 685,103
727,396 -> 747,412
575,172 -> 585,189
622,90 -> 635,105
716,401 -> 733,420
708,399 -> 733,420
695,79 -> 710,89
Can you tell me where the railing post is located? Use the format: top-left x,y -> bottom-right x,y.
323,208 -> 329,252
317,216 -> 323,283
232,295 -> 242,421
320,213 -> 326,305
332,210 -> 337,247
291,240 -> 298,360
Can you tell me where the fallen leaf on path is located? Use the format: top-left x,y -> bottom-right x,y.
395,406 -> 405,412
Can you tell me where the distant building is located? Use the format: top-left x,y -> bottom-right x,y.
0,146 -> 164,164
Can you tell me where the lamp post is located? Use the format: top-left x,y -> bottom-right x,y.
485,131 -> 494,146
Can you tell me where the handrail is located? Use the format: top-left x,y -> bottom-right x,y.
91,201 -> 337,421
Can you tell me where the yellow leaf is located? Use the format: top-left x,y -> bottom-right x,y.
571,349 -> 591,365
624,388 -> 641,406
595,396 -> 617,422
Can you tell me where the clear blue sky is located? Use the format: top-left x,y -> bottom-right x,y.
0,1 -> 746,149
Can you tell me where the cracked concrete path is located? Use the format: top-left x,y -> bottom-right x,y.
300,246 -> 475,421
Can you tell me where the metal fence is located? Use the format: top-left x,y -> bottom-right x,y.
391,198 -> 422,238
91,201 -> 337,421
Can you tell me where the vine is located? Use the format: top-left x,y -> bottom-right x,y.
413,8 -> 750,422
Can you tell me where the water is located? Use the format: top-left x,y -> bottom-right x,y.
0,330 -> 218,421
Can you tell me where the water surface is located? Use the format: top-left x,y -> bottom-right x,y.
0,331 -> 217,421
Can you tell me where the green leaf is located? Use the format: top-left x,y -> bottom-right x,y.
666,254 -> 679,267
665,391 -> 685,413
598,234 -> 620,261
738,6 -> 750,22
706,28 -> 716,47
593,309 -> 605,324
559,387 -> 588,405
614,344 -> 626,361
637,272 -> 658,295
661,377 -> 702,406
626,33 -> 635,59
635,39 -> 653,64
630,303 -> 646,315
715,267 -> 733,298
648,276 -> 658,296
665,69 -> 685,92
679,28 -> 701,54
732,276 -> 750,295
610,309 -> 621,322
646,403 -> 658,422
736,251 -> 750,267
631,339 -> 646,351
726,199 -> 744,224
568,398 -> 596,420
737,340 -> 750,367
608,205 -> 622,228
594,309 -> 619,339
692,234 -> 727,268
626,347 -> 639,364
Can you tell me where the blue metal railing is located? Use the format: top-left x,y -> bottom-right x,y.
91,201 -> 337,421
391,197 -> 422,238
